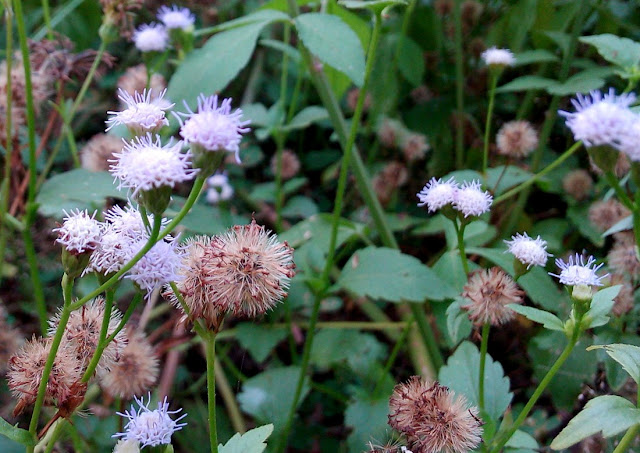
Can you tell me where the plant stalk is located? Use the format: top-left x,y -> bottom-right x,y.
478,322 -> 490,412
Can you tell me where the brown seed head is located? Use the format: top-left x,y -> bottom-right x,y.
80,133 -> 125,172
100,328 -> 159,399
609,274 -> 635,316
270,149 -> 301,180
562,169 -> 593,202
100,0 -> 143,38
434,0 -> 454,16
461,267 -> 523,326
388,377 -> 483,453
117,64 -> 167,100
410,85 -> 433,105
608,232 -> 640,279
401,132 -> 430,163
373,161 -> 409,206
377,118 -> 402,148
461,0 -> 483,30
495,120 -> 538,159
346,88 -> 372,112
588,199 -> 631,233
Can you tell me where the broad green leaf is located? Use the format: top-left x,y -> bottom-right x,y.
335,246 -> 457,302
506,430 -> 538,453
279,214 -> 363,249
446,297 -> 472,345
603,215 -> 633,236
588,343 -> 640,386
235,323 -> 287,363
36,169 -> 125,217
259,38 -> 301,62
567,205 -> 604,247
551,396 -> 640,449
0,418 -> 34,447
168,18 -> 284,107
396,35 -> 425,86
280,106 -> 329,132
545,71 -> 605,96
486,166 -> 533,195
344,395 -> 390,453
310,329 -> 385,372
580,34 -> 640,70
207,9 -> 290,33
167,198 -> 246,235
281,196 -> 319,219
508,305 -> 564,332
514,49 -> 559,66
497,75 -> 557,93
294,13 -> 365,86
339,0 -> 407,11
241,104 -> 270,127
583,285 -> 621,329
444,220 -> 496,248
218,424 -> 274,453
439,341 -> 512,423
249,177 -> 308,202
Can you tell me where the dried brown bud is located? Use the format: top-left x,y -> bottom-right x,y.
270,149 -> 301,180
608,232 -> 640,279
609,274 -> 635,316
462,267 -> 523,326
562,169 -> 593,202
495,120 -> 538,159
117,64 -> 167,100
588,199 -> 631,233
80,133 -> 124,172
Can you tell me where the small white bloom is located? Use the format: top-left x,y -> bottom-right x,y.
158,5 -> 195,30
113,439 -> 140,453
126,238 -> 183,296
133,23 -> 169,52
176,94 -> 251,162
619,117 -> 640,162
400,447 -> 413,453
549,253 -> 607,286
559,88 -> 637,149
106,89 -> 173,134
206,173 -> 234,204
54,209 -> 102,254
110,134 -> 197,196
416,177 -> 458,212
481,47 -> 515,67
114,393 -> 187,447
453,180 -> 493,217
504,232 -> 551,269
103,205 -> 168,240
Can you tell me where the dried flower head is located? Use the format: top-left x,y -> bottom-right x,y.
504,233 -> 551,269
157,5 -> 195,30
453,180 -> 493,217
101,329 -> 159,399
113,439 -> 141,453
100,0 -> 143,38
609,274 -> 635,316
374,162 -> 409,206
346,88 -> 372,112
495,120 -> 538,159
401,133 -> 430,163
461,0 -> 483,29
388,377 -> 483,453
8,337 -> 83,416
377,118 -> 402,148
588,199 -> 631,233
550,254 -> 606,287
81,134 -> 125,172
461,267 -> 523,325
270,149 -> 301,180
433,0 -> 454,16
117,65 -> 166,101
107,89 -> 172,134
206,173 -> 234,204
54,209 -> 102,254
133,23 -> 169,52
410,85 -> 432,105
417,177 -> 458,212
481,47 -> 515,67
608,232 -> 640,279
49,298 -> 127,374
562,169 -> 593,202
114,393 -> 187,447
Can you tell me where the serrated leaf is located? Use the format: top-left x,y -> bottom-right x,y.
294,13 -> 365,86
508,305 -> 564,331
580,34 -> 640,70
588,343 -> 640,386
218,424 -> 274,453
583,285 -> 621,329
551,396 -> 640,449
335,246 -> 457,302
439,341 -> 512,423
496,75 -> 557,93
0,418 -> 34,447
235,323 -> 287,363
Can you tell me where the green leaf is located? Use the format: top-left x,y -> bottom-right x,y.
0,418 -> 34,447
588,343 -> 640,386
235,323 -> 287,363
335,246 -> 457,302
310,329 -> 385,372
396,35 -> 425,86
168,17 -> 284,107
506,430 -> 538,453
345,395 -> 390,452
508,305 -> 564,331
551,396 -> 640,449
446,297 -> 473,345
167,198 -> 246,235
514,49 -> 559,66
281,196 -> 319,219
496,75 -> 557,93
580,34 -> 640,70
280,106 -> 329,132
545,71 -> 606,95
248,177 -> 308,202
583,285 -> 621,329
294,13 -> 365,86
36,169 -> 125,217
439,341 -> 512,423
339,0 -> 407,11
218,424 -> 274,453
486,166 -> 533,195
603,215 -> 633,237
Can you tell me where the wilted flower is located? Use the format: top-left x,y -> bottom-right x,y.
504,233 -> 551,269
106,89 -> 172,134
388,377 -> 483,453
495,120 -> 538,158
417,177 -> 458,212
453,180 -> 493,217
481,47 -> 515,67
550,254 -> 606,287
462,267 -> 523,325
132,23 -> 169,52
157,5 -> 195,30
206,173 -> 234,204
114,393 -> 187,447
54,209 -> 102,254
81,134 -> 125,172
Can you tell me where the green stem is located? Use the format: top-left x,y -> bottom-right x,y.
274,22 -> 291,233
215,358 -> 246,434
107,293 -> 142,344
205,332 -> 219,453
483,73 -> 498,178
453,0 -> 465,169
372,318 -> 413,397
40,0 -> 53,39
478,323 -> 490,412
604,171 -> 635,211
612,424 -> 640,453
454,220 -> 470,274
81,289 -> 115,381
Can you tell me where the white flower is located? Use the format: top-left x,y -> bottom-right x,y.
559,89 -> 637,149
619,117 -> 640,162
106,89 -> 173,134
549,253 -> 607,286
114,394 -> 187,447
206,173 -> 234,204
133,23 -> 169,52
504,232 -> 551,269
481,47 -> 516,67
126,238 -> 183,296
176,94 -> 251,162
113,439 -> 140,453
453,180 -> 493,217
416,177 -> 458,212
110,134 -> 197,196
157,5 -> 195,30
54,209 -> 102,253
103,205 -> 168,239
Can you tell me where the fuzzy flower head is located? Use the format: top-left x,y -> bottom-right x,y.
388,377 -> 483,453
481,47 -> 515,67
417,177 -> 458,212
453,180 -> 493,217
504,233 -> 551,269
177,94 -> 251,165
126,238 -> 183,297
157,5 -> 195,30
206,173 -> 234,204
106,89 -> 172,135
114,393 -> 187,447
110,134 -> 197,196
559,89 -> 637,149
54,209 -> 102,254
550,253 -> 607,287
462,267 -> 523,326
113,439 -> 140,453
132,23 -> 169,52
619,116 -> 640,162
496,120 -> 538,159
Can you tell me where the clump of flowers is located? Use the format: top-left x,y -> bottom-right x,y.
416,177 -> 459,212
453,180 -> 493,217
54,209 -> 102,255
495,120 -> 538,159
80,134 -> 125,172
462,267 -> 523,326
106,89 -> 172,135
588,199 -> 631,233
126,238 -> 184,297
157,5 -> 195,30
388,377 -> 483,453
